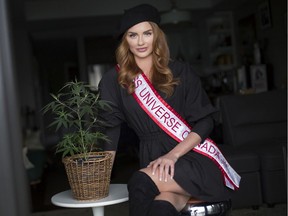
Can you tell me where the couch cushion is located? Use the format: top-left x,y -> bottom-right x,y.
258,146 -> 285,171
219,145 -> 260,173
222,90 -> 286,126
220,90 -> 287,147
221,143 -> 285,171
232,123 -> 286,147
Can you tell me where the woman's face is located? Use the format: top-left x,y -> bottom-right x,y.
126,21 -> 154,61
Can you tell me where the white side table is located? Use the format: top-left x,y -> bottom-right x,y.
51,184 -> 128,216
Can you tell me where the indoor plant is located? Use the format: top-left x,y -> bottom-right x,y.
43,79 -> 113,201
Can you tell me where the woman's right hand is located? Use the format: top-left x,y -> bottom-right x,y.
147,152 -> 178,182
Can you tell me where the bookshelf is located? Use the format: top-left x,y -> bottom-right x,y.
205,12 -> 237,75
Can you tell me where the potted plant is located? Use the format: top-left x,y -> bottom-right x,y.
43,79 -> 113,201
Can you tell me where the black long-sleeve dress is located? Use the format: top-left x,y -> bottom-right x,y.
99,60 -> 233,202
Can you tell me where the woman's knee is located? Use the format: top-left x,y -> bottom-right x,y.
139,168 -> 190,197
128,170 -> 152,187
127,170 -> 159,196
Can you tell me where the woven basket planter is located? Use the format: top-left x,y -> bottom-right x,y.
62,151 -> 113,201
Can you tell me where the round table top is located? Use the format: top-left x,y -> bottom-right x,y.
51,184 -> 128,208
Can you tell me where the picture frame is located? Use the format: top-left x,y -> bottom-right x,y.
258,1 -> 272,29
250,64 -> 267,93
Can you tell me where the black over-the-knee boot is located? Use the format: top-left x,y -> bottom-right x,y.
127,171 -> 160,216
148,200 -> 180,216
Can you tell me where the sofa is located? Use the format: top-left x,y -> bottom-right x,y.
218,89 -> 287,209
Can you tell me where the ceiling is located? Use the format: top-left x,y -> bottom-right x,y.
25,0 -> 225,21
25,0 -> 250,39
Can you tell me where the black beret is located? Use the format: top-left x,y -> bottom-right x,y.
117,4 -> 161,39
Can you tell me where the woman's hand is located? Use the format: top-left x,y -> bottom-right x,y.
147,132 -> 201,183
147,153 -> 178,182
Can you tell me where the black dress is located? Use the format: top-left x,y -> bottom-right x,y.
99,60 -> 233,202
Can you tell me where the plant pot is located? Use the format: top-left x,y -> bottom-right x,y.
62,151 -> 113,200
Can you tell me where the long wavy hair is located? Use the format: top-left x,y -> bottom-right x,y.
116,22 -> 179,97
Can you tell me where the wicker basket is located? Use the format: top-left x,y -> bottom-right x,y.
62,151 -> 113,201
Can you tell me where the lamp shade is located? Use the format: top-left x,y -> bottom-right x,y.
161,8 -> 192,24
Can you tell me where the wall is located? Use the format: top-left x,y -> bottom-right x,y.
21,0 -> 287,145
0,0 -> 31,215
234,0 -> 286,89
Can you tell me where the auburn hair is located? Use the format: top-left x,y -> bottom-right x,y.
116,22 -> 179,97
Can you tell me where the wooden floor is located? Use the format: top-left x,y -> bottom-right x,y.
31,203 -> 287,216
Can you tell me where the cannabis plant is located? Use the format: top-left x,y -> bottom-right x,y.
43,80 -> 111,159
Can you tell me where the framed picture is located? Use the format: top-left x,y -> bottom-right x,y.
250,64 -> 267,93
258,1 -> 272,29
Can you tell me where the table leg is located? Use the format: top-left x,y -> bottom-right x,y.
92,206 -> 104,216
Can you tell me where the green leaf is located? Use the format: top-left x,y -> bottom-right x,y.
42,78 -> 111,158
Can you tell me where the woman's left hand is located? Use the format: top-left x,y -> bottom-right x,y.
147,153 -> 178,182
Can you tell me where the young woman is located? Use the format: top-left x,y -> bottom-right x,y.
99,4 -> 238,216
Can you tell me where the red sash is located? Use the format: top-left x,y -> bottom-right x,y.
116,65 -> 241,190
